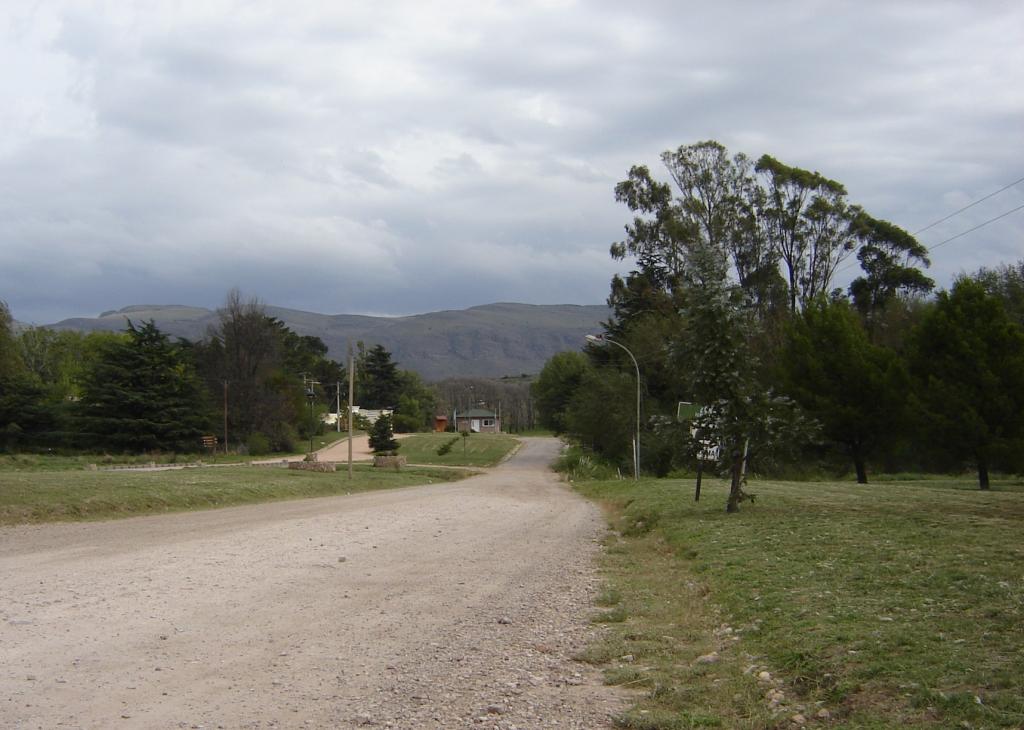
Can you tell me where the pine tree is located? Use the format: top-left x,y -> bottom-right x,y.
76,321 -> 210,452
368,414 -> 399,454
358,345 -> 402,409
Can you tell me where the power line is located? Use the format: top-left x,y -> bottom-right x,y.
914,175 -> 1024,235
925,202 -> 1024,253
835,177 -> 1024,277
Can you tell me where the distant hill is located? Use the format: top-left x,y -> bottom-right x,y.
46,302 -> 610,380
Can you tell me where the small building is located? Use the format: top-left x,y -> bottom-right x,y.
454,408 -> 500,434
348,406 -> 392,425
433,415 -> 449,432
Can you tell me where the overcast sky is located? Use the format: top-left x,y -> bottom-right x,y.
2,1 -> 1022,324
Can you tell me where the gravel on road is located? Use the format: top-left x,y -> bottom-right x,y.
0,437 -> 625,729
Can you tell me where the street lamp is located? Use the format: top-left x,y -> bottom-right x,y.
586,334 -> 641,480
303,374 -> 321,457
306,385 -> 316,456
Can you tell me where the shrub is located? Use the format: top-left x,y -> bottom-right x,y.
554,445 -> 617,480
267,423 -> 298,453
436,436 -> 459,456
392,413 -> 421,433
247,432 -> 271,456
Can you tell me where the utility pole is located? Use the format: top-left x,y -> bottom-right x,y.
303,374 -> 321,456
222,380 -> 228,455
336,381 -> 341,433
347,343 -> 354,480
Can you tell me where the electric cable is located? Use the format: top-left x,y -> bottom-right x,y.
925,202 -> 1024,252
913,175 -> 1024,235
835,178 -> 1024,276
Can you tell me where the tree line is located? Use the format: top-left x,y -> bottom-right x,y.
533,140 -> 1024,508
0,290 -> 439,455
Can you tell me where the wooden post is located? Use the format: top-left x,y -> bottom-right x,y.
222,380 -> 228,455
347,344 -> 354,480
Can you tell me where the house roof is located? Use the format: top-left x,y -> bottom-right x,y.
458,408 -> 497,418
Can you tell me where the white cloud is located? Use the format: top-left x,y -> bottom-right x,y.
1,0 -> 1022,323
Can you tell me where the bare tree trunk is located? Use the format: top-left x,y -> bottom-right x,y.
694,461 -> 703,502
852,444 -> 868,484
726,448 -> 745,513
978,457 -> 990,490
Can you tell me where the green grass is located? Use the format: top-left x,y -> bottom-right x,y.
309,428 -> 357,449
0,452 -> 256,471
396,432 -> 520,467
0,464 -> 470,526
572,474 -> 1024,729
0,431 -> 362,472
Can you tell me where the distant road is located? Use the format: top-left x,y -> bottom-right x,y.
251,434 -> 384,465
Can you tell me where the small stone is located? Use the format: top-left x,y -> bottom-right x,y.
26,675 -> 37,681
159,635 -> 168,640
790,714 -> 806,725
757,670 -> 772,682
816,709 -> 831,720
486,704 -> 504,715
497,617 -> 512,625
338,557 -> 347,563
696,652 -> 719,664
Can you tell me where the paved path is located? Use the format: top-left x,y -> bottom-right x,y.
0,438 -> 623,728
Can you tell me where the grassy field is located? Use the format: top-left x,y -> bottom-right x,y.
0,463 -> 470,526
397,432 -> 521,467
0,430 -> 358,473
0,452 -> 254,471
0,430 -> 511,525
572,473 -> 1024,729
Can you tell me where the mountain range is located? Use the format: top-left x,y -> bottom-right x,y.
44,302 -> 610,380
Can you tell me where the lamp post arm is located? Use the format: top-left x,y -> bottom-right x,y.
605,337 -> 641,480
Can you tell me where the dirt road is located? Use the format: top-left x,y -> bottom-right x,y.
0,438 -> 623,729
254,435 -> 391,465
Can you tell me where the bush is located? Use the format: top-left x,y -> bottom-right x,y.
436,436 -> 459,456
554,445 -> 617,481
392,413 -> 421,433
267,423 -> 298,453
247,432 -> 271,456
